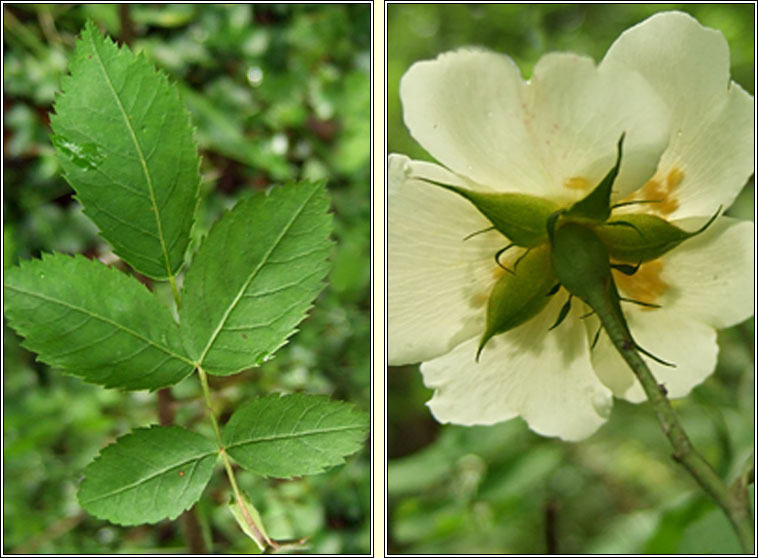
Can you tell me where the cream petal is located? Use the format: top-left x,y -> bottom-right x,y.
388,154 -> 505,365
659,217 -> 754,329
526,52 -> 670,202
421,299 -> 613,441
400,49 -> 546,194
400,49 -> 669,202
602,11 -> 754,218
591,306 -> 718,404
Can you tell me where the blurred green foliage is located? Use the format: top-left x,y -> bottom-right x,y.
4,4 -> 370,554
387,4 -> 754,555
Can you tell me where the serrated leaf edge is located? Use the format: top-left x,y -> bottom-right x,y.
4,253 -> 196,379
194,181 -> 332,369
78,425 -> 218,525
82,21 -> 193,280
223,393 -> 369,478
51,20 -> 200,280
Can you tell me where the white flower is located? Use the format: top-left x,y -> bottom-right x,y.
388,11 -> 754,441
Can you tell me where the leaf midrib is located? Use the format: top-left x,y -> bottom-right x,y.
89,29 -> 175,280
80,450 -> 218,504
5,283 -> 194,366
196,186 -> 319,366
225,423 -> 368,451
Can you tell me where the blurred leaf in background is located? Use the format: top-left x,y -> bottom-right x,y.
387,4 -> 754,555
3,4 -> 370,554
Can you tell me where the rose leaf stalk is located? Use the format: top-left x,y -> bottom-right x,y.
195,364 -> 276,551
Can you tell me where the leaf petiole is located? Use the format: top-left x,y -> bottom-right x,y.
195,364 -> 277,551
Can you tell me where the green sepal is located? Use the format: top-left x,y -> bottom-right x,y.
416,177 -> 558,247
477,245 -> 556,359
564,133 -> 625,223
595,210 -> 720,263
548,295 -> 572,331
549,221 -> 673,367
550,221 -> 615,303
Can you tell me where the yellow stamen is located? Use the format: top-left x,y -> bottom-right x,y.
613,259 -> 667,309
564,176 -> 590,191
667,167 -> 684,189
625,166 -> 684,215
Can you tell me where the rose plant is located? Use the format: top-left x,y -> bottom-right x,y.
388,11 -> 753,550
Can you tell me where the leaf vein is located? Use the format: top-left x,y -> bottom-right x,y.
80,451 -> 217,505
4,283 -> 193,366
196,187 -> 320,365
90,30 -> 176,280
225,424 -> 365,451
52,326 -> 119,358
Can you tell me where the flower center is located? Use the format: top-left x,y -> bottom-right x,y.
612,258 -> 668,308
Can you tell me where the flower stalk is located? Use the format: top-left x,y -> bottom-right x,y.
612,337 -> 754,553
544,140 -> 754,552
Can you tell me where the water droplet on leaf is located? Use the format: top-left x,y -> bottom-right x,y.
52,135 -> 105,171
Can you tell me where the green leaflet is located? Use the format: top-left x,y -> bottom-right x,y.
222,393 -> 369,478
180,180 -> 333,375
78,425 -> 217,525
50,20 -> 200,280
3,253 -> 194,390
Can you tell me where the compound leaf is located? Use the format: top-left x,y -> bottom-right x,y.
3,253 -> 194,390
222,393 -> 369,478
180,180 -> 332,375
50,20 -> 200,279
79,425 -> 217,525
